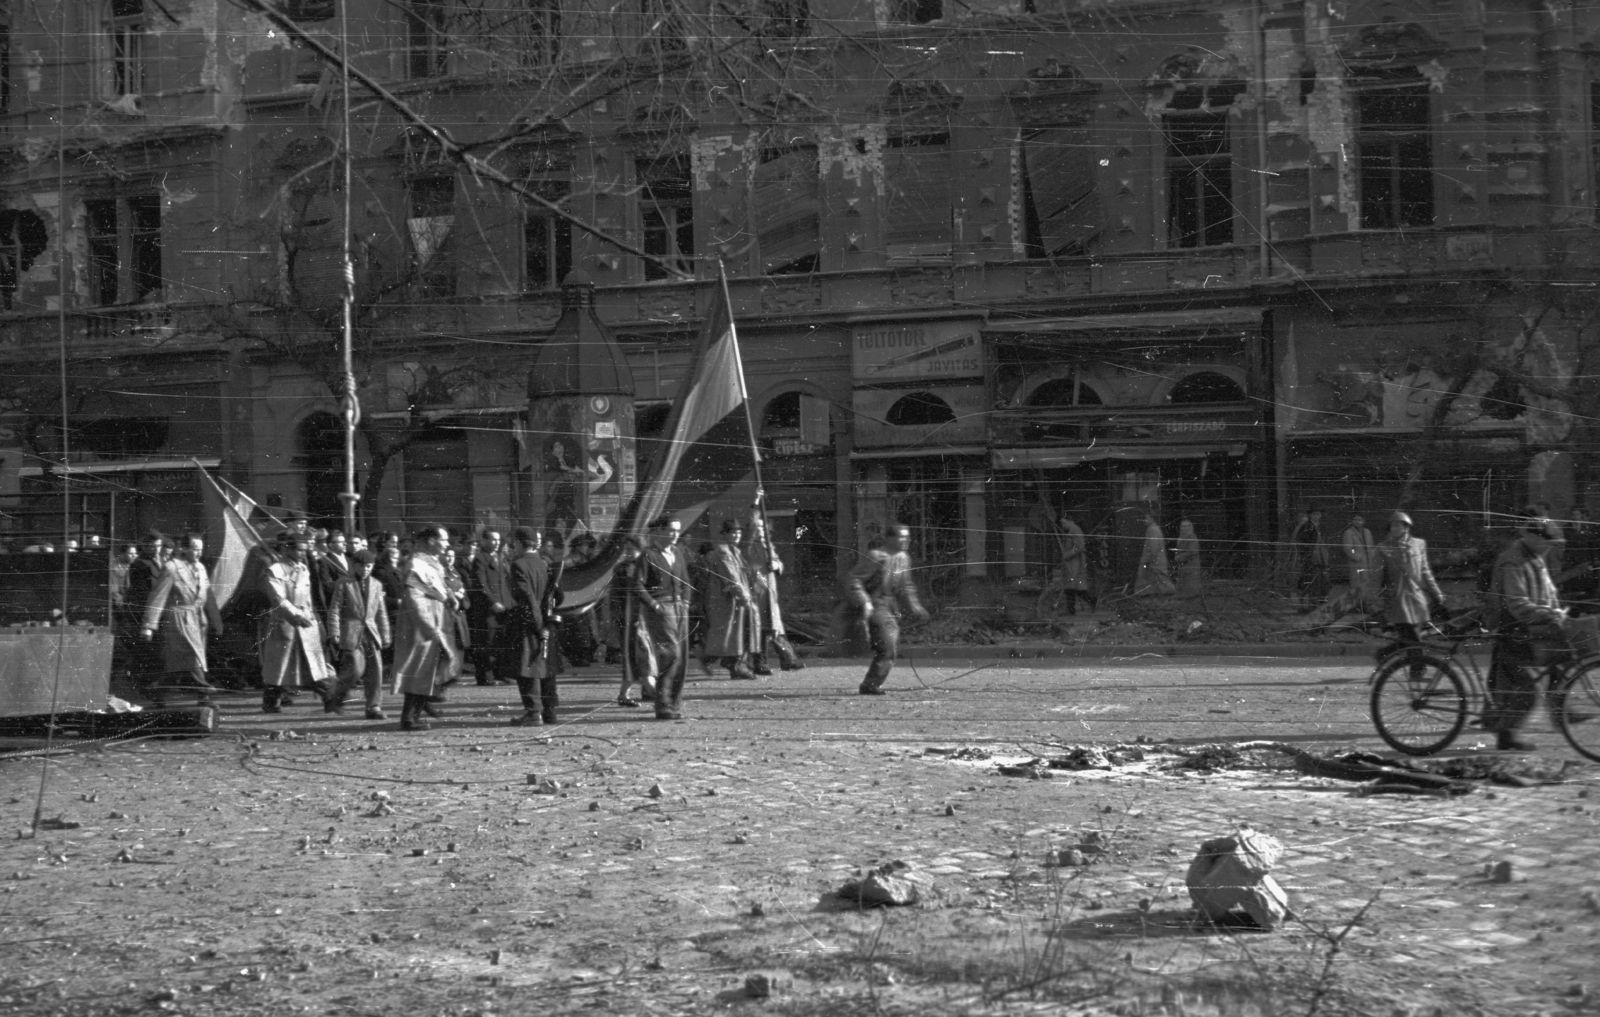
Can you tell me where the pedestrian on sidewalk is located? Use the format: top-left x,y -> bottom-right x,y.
847,524 -> 929,695
1376,510 -> 1445,649
1134,512 -> 1174,596
1483,508 -> 1568,752
1295,508 -> 1330,609
139,532 -> 223,705
323,549 -> 391,719
260,531 -> 335,714
1340,514 -> 1378,613
632,516 -> 692,719
1174,518 -> 1203,599
703,519 -> 759,680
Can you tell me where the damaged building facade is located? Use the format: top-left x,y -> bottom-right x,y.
1,0 -> 1597,604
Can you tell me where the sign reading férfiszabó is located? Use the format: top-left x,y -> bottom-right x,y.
852,319 -> 984,382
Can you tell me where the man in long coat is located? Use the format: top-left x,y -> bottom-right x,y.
507,526 -> 560,726
140,532 -> 223,705
632,516 -> 693,719
324,549 -> 392,720
1340,514 -> 1378,612
466,529 -> 513,685
260,531 -> 334,713
703,519 -> 758,680
120,530 -> 167,687
1377,510 -> 1446,647
744,509 -> 803,672
393,525 -> 456,731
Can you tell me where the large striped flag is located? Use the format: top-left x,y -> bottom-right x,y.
194,463 -> 275,617
556,272 -> 758,612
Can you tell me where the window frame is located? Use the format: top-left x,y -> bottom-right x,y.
102,0 -> 148,99
406,0 -> 452,79
81,193 -> 163,307
407,173 -> 456,300
1355,75 -> 1435,230
1161,82 -> 1241,249
637,155 -> 693,281
523,181 -> 573,292
515,0 -> 561,69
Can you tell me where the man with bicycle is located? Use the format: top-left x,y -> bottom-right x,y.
1483,509 -> 1568,752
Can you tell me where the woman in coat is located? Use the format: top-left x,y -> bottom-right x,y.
1174,518 -> 1203,598
702,519 -> 758,679
1133,513 -> 1175,596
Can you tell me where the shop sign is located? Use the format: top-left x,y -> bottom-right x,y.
852,319 -> 984,382
770,438 -> 825,457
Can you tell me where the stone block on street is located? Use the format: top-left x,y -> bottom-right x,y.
1185,825 -> 1291,930
838,860 -> 933,907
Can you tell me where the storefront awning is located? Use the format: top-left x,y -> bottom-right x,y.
992,445 -> 1246,469
850,445 -> 988,461
985,307 -> 1264,338
16,457 -> 221,478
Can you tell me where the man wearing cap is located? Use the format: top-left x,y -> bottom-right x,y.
1483,509 -> 1569,752
846,523 -> 930,695
1377,510 -> 1446,648
703,518 -> 759,680
324,549 -> 392,719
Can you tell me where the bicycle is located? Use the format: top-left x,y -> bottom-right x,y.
1367,616 -> 1600,762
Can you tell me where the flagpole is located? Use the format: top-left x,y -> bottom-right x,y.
717,261 -> 774,560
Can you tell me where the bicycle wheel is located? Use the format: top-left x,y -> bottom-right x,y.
1370,653 -> 1469,756
1552,659 -> 1600,763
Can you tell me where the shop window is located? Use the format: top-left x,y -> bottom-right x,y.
1026,377 -> 1103,407
102,0 -> 147,99
753,143 -> 820,275
638,155 -> 693,280
408,175 -> 455,299
84,195 -> 162,306
406,1 -> 452,79
1357,78 -> 1433,229
761,391 -> 831,454
515,0 -> 560,67
1163,81 -> 1243,248
0,209 -> 48,311
1021,126 -> 1099,258
524,182 -> 572,291
885,131 -> 952,261
886,391 -> 955,426
1167,372 -> 1245,404
891,0 -> 941,23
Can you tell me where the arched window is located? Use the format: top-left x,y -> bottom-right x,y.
886,391 -> 955,426
1026,377 -> 1103,407
1168,371 -> 1245,404
761,390 -> 831,453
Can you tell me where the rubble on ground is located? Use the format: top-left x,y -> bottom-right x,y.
1185,826 -> 1291,930
836,860 -> 934,907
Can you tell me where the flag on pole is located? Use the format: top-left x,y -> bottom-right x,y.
557,279 -> 759,611
193,463 -> 271,617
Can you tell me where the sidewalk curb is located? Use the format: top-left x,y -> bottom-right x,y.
803,641 -> 1384,661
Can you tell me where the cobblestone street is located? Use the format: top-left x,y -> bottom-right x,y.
3,657 -> 1597,1016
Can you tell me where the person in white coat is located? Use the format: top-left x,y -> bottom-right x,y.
259,531 -> 334,713
140,532 -> 223,705
393,525 -> 458,731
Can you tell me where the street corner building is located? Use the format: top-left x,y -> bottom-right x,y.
1,0 -> 1598,613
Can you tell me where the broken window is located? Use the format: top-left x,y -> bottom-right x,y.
1357,79 -> 1433,229
514,0 -> 561,67
1163,82 -> 1241,248
891,0 -> 940,24
753,142 -> 820,275
103,0 -> 147,98
524,181 -> 572,290
0,209 -> 48,311
83,195 -> 162,306
407,1 -> 452,79
1020,126 -> 1099,258
885,131 -> 952,262
638,155 -> 693,280
408,175 -> 455,299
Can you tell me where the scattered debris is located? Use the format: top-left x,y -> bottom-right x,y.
1169,745 -> 1247,772
837,860 -> 934,907
996,759 -> 1054,779
748,902 -> 765,917
35,817 -> 81,831
1488,861 -> 1514,884
647,782 -> 664,798
1185,826 -> 1291,930
924,746 -> 992,761
943,804 -> 956,816
744,972 -> 786,998
1055,848 -> 1088,867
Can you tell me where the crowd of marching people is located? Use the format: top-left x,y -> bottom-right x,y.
115,494 -> 950,730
